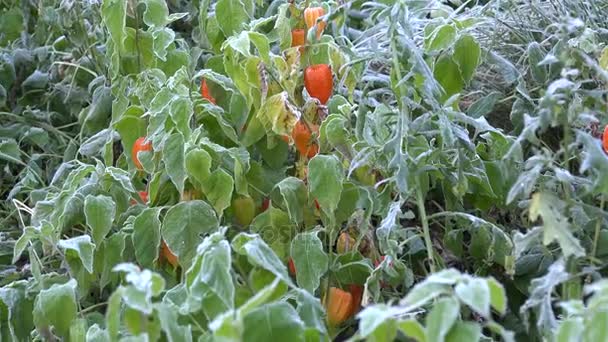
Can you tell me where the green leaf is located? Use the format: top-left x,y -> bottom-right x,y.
248,32 -> 271,65
70,318 -> 88,342
79,129 -> 118,157
33,279 -> 78,339
241,116 -> 266,147
242,302 -> 305,342
527,42 -> 547,83
0,8 -> 23,44
425,297 -> 460,342
86,324 -> 111,341
13,226 -> 39,264
215,0 -> 250,36
185,148 -> 212,187
101,0 -> 126,52
294,289 -> 327,335
162,200 -> 219,267
142,0 -> 169,27
113,263 -> 166,314
445,322 -> 482,342
202,169 -> 234,216
275,177 -> 307,224
106,290 -> 122,340
84,195 -> 116,246
425,24 -> 456,52
209,278 -> 283,340
0,139 -> 21,164
529,192 -> 584,258
100,232 -> 127,290
291,230 -> 328,293
398,319 -> 426,342
133,208 -> 161,268
232,233 -> 293,287
487,277 -> 507,315
401,281 -> 451,310
585,311 -> 608,342
256,92 -> 298,137
453,35 -> 481,84
556,317 -> 584,342
250,207 -> 295,261
333,252 -> 373,285
0,281 -> 34,341
169,96 -> 193,138
357,305 -> 399,338
434,54 -> 464,101
186,233 -> 235,315
156,303 -> 193,342
454,277 -> 491,317
58,235 -> 95,273
84,86 -> 112,134
308,155 -> 344,214
163,132 -> 187,195
467,91 -> 502,118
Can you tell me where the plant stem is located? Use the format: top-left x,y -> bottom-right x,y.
592,196 -> 605,258
415,177 -> 435,274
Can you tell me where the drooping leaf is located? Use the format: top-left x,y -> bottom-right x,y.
425,297 -> 460,342
132,208 -> 161,268
454,277 -> 491,318
242,302 -> 305,342
202,169 -> 234,216
58,235 -> 96,273
453,34 -> 481,84
162,201 -> 219,267
84,195 -> 116,246
163,132 -> 187,195
290,230 -> 328,293
33,280 -> 78,339
308,155 -> 344,215
529,192 -> 584,258
232,233 -> 293,287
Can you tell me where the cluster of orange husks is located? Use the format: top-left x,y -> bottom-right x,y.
132,3 -> 362,327
289,6 -> 333,159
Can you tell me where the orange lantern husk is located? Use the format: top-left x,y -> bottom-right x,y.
324,287 -> 354,326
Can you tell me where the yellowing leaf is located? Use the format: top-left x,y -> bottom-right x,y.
256,92 -> 298,137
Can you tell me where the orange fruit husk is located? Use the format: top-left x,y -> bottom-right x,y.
291,29 -> 306,52
348,284 -> 364,316
304,64 -> 333,105
130,191 -> 149,205
603,125 -> 608,154
200,79 -> 216,104
132,137 -> 152,170
324,287 -> 354,326
304,7 -> 326,39
336,232 -> 355,254
288,258 -> 296,276
292,120 -> 319,158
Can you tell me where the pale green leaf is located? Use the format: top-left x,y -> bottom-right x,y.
133,208 -> 161,268
425,297 -> 460,342
308,155 -> 344,214
291,230 -> 328,293
163,132 -> 187,195
84,195 -> 116,246
162,200 -> 219,267
58,235 -> 95,273
33,279 -> 78,339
